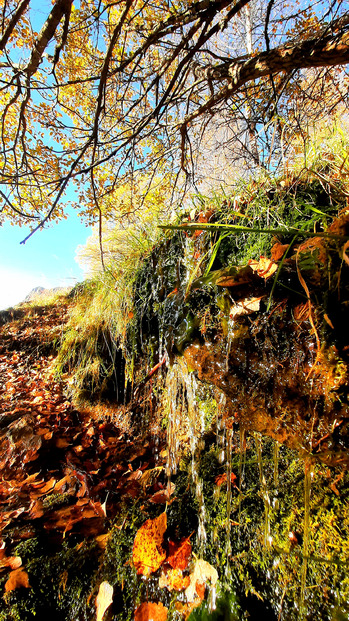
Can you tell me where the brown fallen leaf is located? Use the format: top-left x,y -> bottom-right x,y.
215,276 -> 249,287
55,438 -> 70,449
30,477 -> 56,498
132,513 -> 167,576
149,483 -> 175,505
28,499 -> 44,519
271,242 -> 289,261
95,581 -> 113,621
5,569 -> 30,591
95,533 -> 111,550
229,296 -> 263,319
134,602 -> 168,621
293,302 -> 310,322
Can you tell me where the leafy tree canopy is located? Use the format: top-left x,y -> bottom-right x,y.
0,0 -> 348,236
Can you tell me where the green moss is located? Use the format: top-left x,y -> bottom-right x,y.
0,538 -> 100,621
42,492 -> 73,510
187,435 -> 349,621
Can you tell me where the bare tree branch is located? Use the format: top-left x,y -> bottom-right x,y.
26,0 -> 73,77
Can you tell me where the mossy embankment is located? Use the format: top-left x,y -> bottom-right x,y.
0,167 -> 349,620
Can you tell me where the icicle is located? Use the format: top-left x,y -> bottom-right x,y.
185,361 -> 207,552
299,459 -> 313,620
164,357 -> 207,552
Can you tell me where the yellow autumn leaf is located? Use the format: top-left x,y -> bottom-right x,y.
132,512 -> 167,577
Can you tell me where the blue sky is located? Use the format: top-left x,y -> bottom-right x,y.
0,207 -> 91,309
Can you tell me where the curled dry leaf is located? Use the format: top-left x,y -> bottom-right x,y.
248,256 -> 278,279
95,581 -> 113,621
5,568 -> 30,591
149,483 -> 175,505
132,512 -> 167,576
229,297 -> 263,319
185,559 -> 218,603
134,602 -> 168,621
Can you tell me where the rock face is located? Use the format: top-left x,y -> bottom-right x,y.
182,307 -> 348,466
176,229 -> 349,465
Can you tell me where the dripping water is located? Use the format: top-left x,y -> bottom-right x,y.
273,441 -> 279,488
216,390 -> 226,464
225,426 -> 234,582
165,361 -> 184,478
299,459 -> 313,620
255,432 -> 272,548
237,428 -> 246,545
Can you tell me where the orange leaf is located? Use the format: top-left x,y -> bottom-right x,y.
215,472 -> 237,487
5,569 -> 30,592
195,582 -> 206,600
132,513 -> 167,576
167,537 -> 192,571
134,602 -> 168,621
271,242 -> 289,261
0,555 -> 22,570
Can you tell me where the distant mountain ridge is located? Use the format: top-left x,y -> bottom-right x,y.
23,286 -> 73,302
